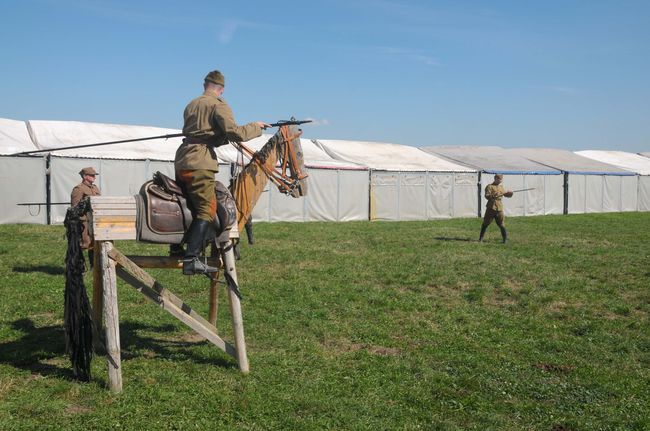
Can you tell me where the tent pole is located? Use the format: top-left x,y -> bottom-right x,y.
46,154 -> 51,225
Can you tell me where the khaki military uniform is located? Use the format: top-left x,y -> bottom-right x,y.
174,90 -> 261,221
71,182 -> 101,249
482,183 -> 506,227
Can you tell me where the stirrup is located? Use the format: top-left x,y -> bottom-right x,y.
182,257 -> 218,275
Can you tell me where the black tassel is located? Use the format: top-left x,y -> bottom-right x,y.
63,201 -> 94,381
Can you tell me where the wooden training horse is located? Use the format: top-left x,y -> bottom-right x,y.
67,123 -> 309,392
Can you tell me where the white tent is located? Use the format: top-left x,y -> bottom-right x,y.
510,148 -> 637,214
0,119 -> 46,223
314,140 -> 478,220
576,150 -> 650,211
421,146 -> 564,217
216,135 -> 370,222
2,119 -> 369,224
25,120 -> 197,224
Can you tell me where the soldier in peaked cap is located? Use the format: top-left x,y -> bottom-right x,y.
479,174 -> 513,244
71,167 -> 101,266
174,69 -> 269,275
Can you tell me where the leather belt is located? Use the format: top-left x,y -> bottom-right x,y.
183,137 -> 211,145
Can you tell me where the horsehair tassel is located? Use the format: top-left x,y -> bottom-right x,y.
63,201 -> 94,381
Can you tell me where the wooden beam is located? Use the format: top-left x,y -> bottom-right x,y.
100,241 -> 123,393
220,240 -> 249,373
127,255 -> 221,269
208,276 -> 220,327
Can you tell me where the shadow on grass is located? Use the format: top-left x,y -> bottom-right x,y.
0,318 -> 73,379
0,318 -> 236,380
13,265 -> 66,276
433,236 -> 474,242
118,320 -> 236,369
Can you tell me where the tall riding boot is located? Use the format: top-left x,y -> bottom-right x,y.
479,225 -> 488,242
499,226 -> 507,243
183,219 -> 218,275
87,249 -> 94,270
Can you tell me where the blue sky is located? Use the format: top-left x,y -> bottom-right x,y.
1,0 -> 649,151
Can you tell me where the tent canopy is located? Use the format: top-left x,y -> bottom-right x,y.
216,135 -> 367,170
314,139 -> 475,172
421,146 -> 560,174
0,118 -> 38,155
509,148 -> 635,175
26,120 -> 186,161
576,150 -> 650,175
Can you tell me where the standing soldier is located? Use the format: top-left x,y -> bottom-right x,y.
175,69 -> 268,275
71,167 -> 101,266
479,174 -> 513,243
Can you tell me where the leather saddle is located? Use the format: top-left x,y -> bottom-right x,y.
135,171 -> 237,245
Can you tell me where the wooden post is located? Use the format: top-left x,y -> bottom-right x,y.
221,240 -> 249,373
100,241 -> 122,393
92,245 -> 104,347
208,276 -> 220,327
208,241 -> 220,327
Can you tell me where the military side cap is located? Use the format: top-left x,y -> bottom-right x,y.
494,174 -> 504,179
205,70 -> 225,86
79,167 -> 99,176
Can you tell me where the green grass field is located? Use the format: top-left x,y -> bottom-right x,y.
0,213 -> 649,430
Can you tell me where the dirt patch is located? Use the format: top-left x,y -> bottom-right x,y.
533,363 -> 575,373
65,404 -> 93,415
178,332 -> 205,343
367,346 -> 401,356
0,378 -> 17,397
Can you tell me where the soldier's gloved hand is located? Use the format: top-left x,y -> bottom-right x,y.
504,190 -> 514,198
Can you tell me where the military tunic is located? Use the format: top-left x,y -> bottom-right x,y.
70,181 -> 101,249
175,91 -> 262,172
484,183 -> 506,212
482,183 -> 506,227
174,90 -> 262,222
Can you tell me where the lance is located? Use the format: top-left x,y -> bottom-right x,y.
265,119 -> 312,128
17,202 -> 70,206
9,132 -> 185,156
511,188 -> 535,193
9,119 -> 312,157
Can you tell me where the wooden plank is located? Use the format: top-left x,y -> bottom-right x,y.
94,224 -> 136,231
94,229 -> 136,241
108,247 -> 237,359
93,210 -> 137,217
101,241 -> 123,393
94,223 -> 136,229
92,205 -> 137,212
90,196 -> 136,204
93,215 -> 137,223
127,256 -> 221,269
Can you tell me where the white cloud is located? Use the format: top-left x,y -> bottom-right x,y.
218,20 -> 239,45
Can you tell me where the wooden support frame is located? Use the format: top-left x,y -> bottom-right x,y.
89,196 -> 248,393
